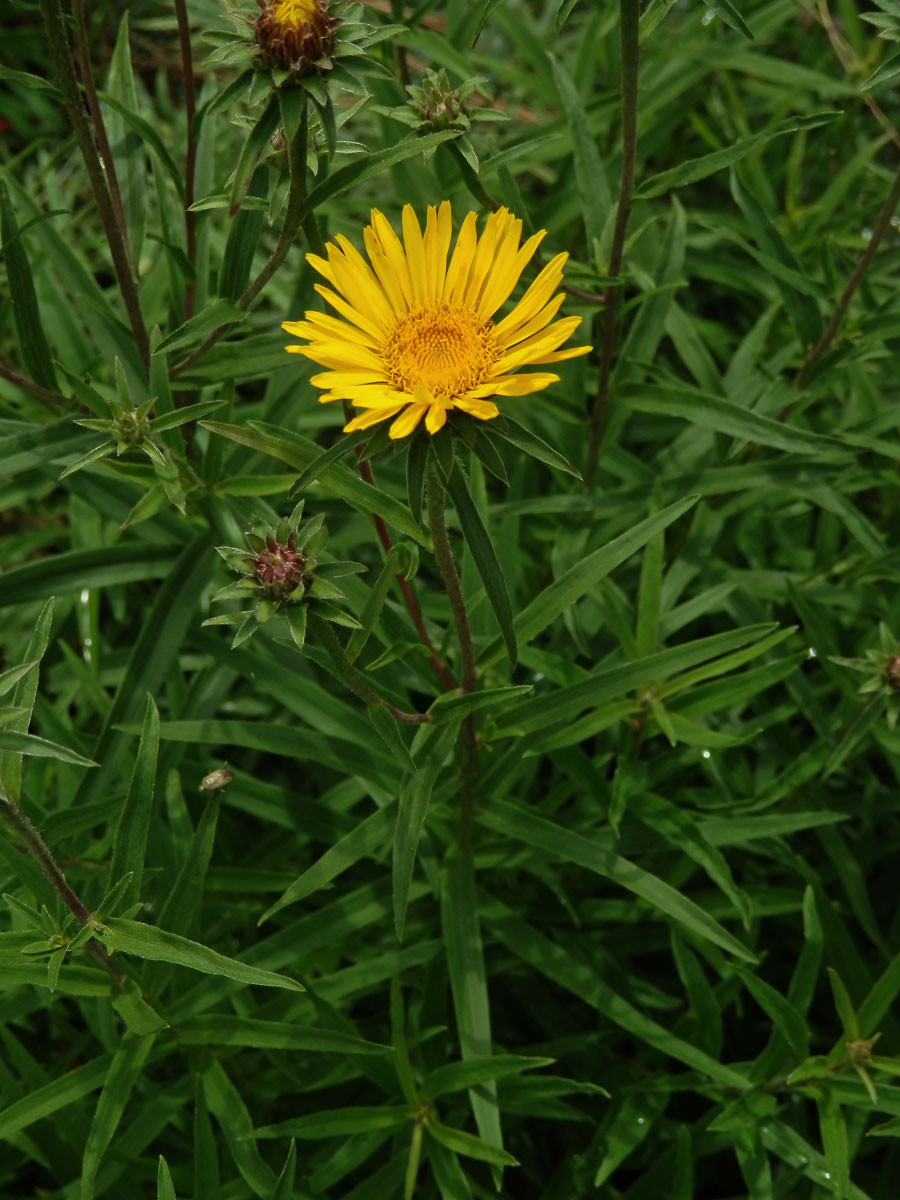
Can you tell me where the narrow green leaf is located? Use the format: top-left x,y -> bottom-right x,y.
0,731 -> 97,766
105,14 -> 146,264
635,113 -> 838,198
548,53 -> 610,249
97,918 -> 305,991
625,384 -> 848,458
479,495 -> 698,669
71,535 -> 215,811
0,596 -> 53,803
828,968 -> 859,1041
479,800 -> 756,960
0,1055 -> 112,1138
259,1105 -> 411,1139
202,1058 -> 277,1197
735,967 -> 809,1060
428,686 -> 531,722
97,90 -> 184,199
443,462 -> 516,669
421,1055 -> 552,1102
0,175 -> 57,391
300,132 -> 458,216
269,1141 -> 297,1200
486,902 -> 750,1087
816,1089 -> 849,1199
261,804 -> 394,923
230,94 -> 280,211
425,1118 -> 518,1167
155,300 -> 247,355
394,721 -> 461,939
290,428 -> 369,494
201,422 -> 429,546
156,1157 -> 176,1200
81,1033 -> 157,1200
176,1015 -> 390,1054
108,695 -> 159,907
441,847 -> 505,1179
220,165 -> 269,300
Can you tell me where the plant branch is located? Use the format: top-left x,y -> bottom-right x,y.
795,157 -> 900,391
40,0 -> 149,374
174,0 -> 198,321
71,0 -> 132,279
585,0 -> 640,483
0,359 -> 69,409
0,790 -> 125,984
309,613 -> 429,723
170,98 -> 311,378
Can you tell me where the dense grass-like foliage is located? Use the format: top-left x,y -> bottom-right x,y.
3,1 -> 900,1197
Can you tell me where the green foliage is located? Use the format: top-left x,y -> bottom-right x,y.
3,0 -> 900,1196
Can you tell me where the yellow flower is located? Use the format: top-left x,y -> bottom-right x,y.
282,203 -> 591,440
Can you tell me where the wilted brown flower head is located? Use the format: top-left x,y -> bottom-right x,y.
254,0 -> 339,72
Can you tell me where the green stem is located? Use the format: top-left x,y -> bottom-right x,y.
170,98 -> 312,378
585,0 -> 640,483
794,157 -> 900,392
0,790 -> 125,984
40,0 -> 149,374
309,613 -> 429,724
426,458 -> 477,834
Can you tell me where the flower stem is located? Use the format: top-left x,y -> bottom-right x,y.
40,0 -> 149,375
794,157 -> 900,392
585,0 -> 640,484
309,613 -> 430,724
0,789 -> 125,984
426,458 -> 477,834
170,98 -> 311,378
174,0 -> 198,322
0,359 -> 68,409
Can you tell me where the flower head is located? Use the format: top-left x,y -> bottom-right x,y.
253,0 -> 338,73
282,203 -> 591,440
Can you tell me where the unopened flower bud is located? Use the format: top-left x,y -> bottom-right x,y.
254,0 -> 338,74
253,535 -> 308,600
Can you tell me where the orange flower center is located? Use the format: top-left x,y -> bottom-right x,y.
385,303 -> 496,398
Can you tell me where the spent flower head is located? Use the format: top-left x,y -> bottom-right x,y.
282,202 -> 591,442
207,501 -> 363,649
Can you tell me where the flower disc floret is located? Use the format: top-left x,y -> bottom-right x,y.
282,202 -> 591,440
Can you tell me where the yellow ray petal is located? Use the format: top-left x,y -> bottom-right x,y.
310,370 -> 391,388
494,292 -> 566,350
285,313 -> 381,350
460,208 -> 510,310
443,211 -> 479,305
401,205 -> 428,307
389,404 -> 428,439
305,252 -> 337,287
490,372 -> 560,396
325,244 -> 392,334
344,404 -> 405,433
527,344 -> 593,365
476,229 -> 546,321
494,316 -> 584,373
364,228 -> 411,316
295,340 -> 385,371
314,284 -> 385,341
425,402 -> 448,434
452,395 -> 500,420
494,252 -> 568,340
368,208 -> 414,307
424,201 -> 453,301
